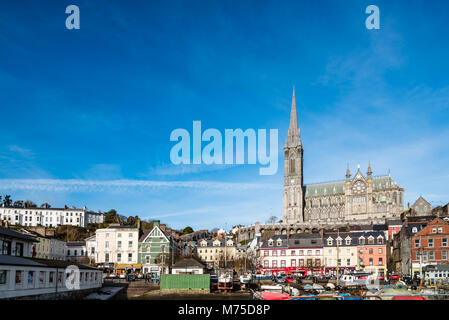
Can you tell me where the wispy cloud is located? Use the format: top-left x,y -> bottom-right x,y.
0,179 -> 276,193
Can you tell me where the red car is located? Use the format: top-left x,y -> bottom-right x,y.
284,276 -> 296,283
391,274 -> 400,280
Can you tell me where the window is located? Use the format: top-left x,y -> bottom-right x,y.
117,233 -> 122,238
49,272 -> 54,284
315,250 -> 320,255
128,241 -> 133,248
28,271 -> 34,285
281,260 -> 286,267
264,250 -> 269,256
117,241 -> 121,248
443,238 -> 448,247
378,248 -> 383,254
438,227 -> 443,233
39,271 -> 45,285
128,253 -> 132,262
327,239 -> 333,245
272,250 -> 277,257
106,233 -> 109,238
129,233 -> 133,238
359,238 -> 365,245
15,243 -> 23,257
1,241 -> 11,255
280,250 -> 286,256
291,250 -> 295,256
377,238 -> 383,244
307,250 -> 312,256
442,251 -> 448,260
105,253 -> 109,262
117,253 -> 121,262
272,261 -> 278,268
145,255 -> 150,263
0,270 -> 6,285
369,248 -> 373,254
15,270 -> 22,285
345,238 -> 351,245
369,258 -> 373,266
299,250 -> 304,255
291,259 -> 296,267
347,259 -> 351,266
337,259 -> 341,266
299,259 -> 304,267
432,228 -> 437,233
378,258 -> 383,265
429,251 -> 435,260
414,239 -> 421,248
428,239 -> 434,248
264,261 -> 269,268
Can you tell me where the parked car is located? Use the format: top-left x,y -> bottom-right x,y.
284,276 -> 296,283
127,273 -> 136,281
390,274 -> 400,280
108,273 -> 118,278
119,273 -> 126,279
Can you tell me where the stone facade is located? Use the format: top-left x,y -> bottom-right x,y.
283,89 -> 404,225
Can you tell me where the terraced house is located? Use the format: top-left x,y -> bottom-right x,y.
138,221 -> 173,275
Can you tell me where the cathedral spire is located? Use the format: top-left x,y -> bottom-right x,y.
289,86 -> 298,131
346,164 -> 351,180
367,161 -> 373,177
285,86 -> 301,148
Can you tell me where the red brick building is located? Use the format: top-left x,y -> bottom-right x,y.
411,218 -> 449,276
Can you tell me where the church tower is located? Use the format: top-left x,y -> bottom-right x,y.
283,88 -> 304,224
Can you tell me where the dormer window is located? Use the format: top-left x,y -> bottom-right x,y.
412,227 -> 418,233
268,240 -> 273,247
359,238 -> 365,245
345,238 -> 351,245
277,240 -> 282,247
377,237 -> 383,244
327,238 -> 333,246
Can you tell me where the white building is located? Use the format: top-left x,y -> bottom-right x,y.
85,235 -> 96,265
0,206 -> 87,228
95,225 -> 139,271
85,211 -> 105,225
66,241 -> 87,262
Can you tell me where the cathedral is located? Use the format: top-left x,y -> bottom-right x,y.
282,88 -> 404,225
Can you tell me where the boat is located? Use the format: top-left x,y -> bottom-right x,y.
338,272 -> 374,287
218,272 -> 233,291
239,273 -> 251,289
253,291 -> 290,300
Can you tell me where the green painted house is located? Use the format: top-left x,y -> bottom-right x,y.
138,220 -> 173,275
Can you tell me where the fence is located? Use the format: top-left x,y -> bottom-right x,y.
160,274 -> 210,291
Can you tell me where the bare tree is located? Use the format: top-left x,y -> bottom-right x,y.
267,215 -> 277,224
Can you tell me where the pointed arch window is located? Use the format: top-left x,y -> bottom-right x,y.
290,159 -> 295,174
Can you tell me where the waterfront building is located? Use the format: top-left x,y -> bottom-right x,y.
197,238 -> 236,269
259,234 -> 323,276
356,231 -> 387,276
138,220 -> 174,275
95,225 -> 140,273
323,232 -> 358,276
411,217 -> 449,277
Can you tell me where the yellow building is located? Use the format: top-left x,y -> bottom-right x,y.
197,239 -> 236,269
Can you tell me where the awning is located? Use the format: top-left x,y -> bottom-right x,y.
115,263 -> 142,269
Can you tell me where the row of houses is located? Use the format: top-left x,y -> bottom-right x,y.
0,206 -> 105,228
258,231 -> 388,277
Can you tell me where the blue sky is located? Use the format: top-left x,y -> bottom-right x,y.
0,0 -> 448,230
